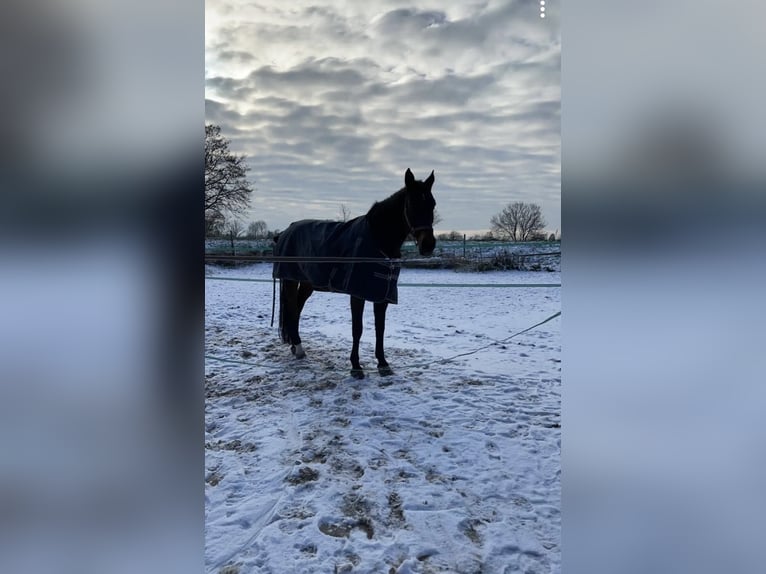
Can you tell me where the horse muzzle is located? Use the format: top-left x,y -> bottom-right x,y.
414,229 -> 436,256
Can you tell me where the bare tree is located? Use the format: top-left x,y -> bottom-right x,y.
226,219 -> 245,237
247,220 -> 268,239
205,124 -> 253,235
205,217 -> 226,238
225,219 -> 245,254
338,204 -> 351,222
490,202 -> 546,242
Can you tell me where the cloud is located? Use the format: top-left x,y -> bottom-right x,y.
250,58 -> 370,93
372,8 -> 449,34
218,50 -> 255,63
205,0 -> 560,232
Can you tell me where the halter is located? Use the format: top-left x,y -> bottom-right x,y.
404,200 -> 433,235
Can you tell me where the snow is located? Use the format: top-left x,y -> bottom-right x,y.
205,264 -> 561,573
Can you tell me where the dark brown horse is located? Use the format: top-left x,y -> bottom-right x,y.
273,169 -> 437,378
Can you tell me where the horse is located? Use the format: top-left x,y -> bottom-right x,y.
272,168 -> 437,379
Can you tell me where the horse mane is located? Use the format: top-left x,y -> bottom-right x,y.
365,188 -> 409,258
366,187 -> 406,219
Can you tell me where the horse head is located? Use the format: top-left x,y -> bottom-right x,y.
404,168 -> 436,256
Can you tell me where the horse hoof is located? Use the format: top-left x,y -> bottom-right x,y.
291,344 -> 306,359
350,368 -> 365,380
378,365 -> 393,377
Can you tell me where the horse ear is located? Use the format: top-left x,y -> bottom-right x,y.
425,170 -> 435,187
405,168 -> 415,188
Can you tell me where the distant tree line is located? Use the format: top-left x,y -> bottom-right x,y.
436,230 -> 496,242
435,200 -> 558,242
206,218 -> 281,240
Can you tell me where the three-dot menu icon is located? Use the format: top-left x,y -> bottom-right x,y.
540,1 -> 546,18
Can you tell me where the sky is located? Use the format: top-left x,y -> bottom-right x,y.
205,0 -> 560,235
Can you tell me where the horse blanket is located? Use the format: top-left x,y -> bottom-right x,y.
273,216 -> 401,304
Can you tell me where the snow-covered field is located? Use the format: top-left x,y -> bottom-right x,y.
205,264 -> 561,573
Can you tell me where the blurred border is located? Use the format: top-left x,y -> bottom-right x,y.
563,2 -> 765,574
0,1 -> 204,572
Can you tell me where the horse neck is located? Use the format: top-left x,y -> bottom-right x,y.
366,188 -> 409,258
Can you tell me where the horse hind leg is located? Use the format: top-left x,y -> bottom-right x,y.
278,280 -> 290,344
290,282 -> 313,359
280,280 -> 306,358
292,344 -> 306,359
297,282 -> 314,314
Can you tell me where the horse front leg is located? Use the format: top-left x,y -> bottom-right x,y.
349,296 -> 365,379
374,302 -> 392,376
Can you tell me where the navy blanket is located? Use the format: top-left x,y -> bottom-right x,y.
272,216 -> 401,304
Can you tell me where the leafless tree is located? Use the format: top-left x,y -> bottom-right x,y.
205,217 -> 226,237
225,219 -> 245,254
490,202 -> 546,242
205,124 -> 253,235
225,219 -> 245,238
338,204 -> 351,222
247,220 -> 268,239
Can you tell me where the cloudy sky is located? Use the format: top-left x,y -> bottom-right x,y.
205,0 -> 560,235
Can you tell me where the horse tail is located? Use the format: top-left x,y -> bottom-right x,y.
272,278 -> 286,343
271,277 -> 282,327
271,233 -> 284,338
276,279 -> 289,343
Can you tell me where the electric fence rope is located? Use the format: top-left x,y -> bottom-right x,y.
205,310 -> 561,375
205,254 -> 560,374
206,276 -> 561,288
